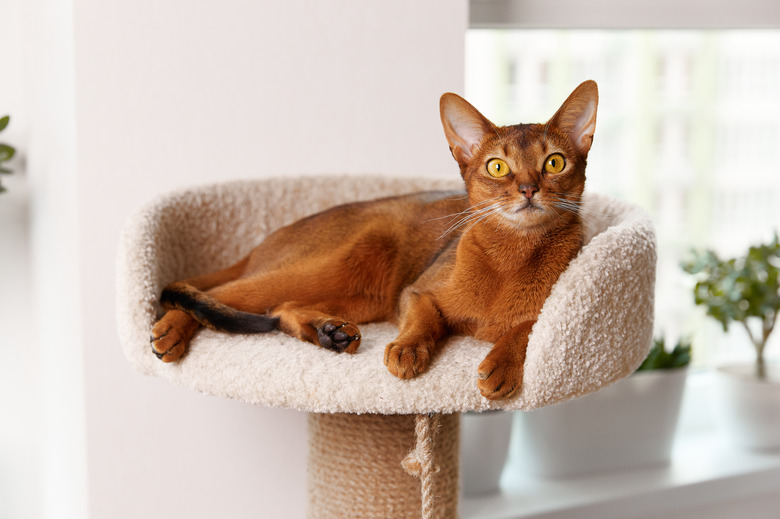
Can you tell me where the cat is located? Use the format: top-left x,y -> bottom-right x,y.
151,80 -> 598,400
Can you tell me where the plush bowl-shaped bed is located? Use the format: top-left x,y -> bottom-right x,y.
116,175 -> 656,415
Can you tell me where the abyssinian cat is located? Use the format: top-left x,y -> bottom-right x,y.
151,80 -> 598,400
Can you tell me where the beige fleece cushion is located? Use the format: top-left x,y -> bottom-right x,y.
116,176 -> 656,414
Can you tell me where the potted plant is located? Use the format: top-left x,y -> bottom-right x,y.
461,410 -> 514,496
510,336 -> 691,478
682,234 -> 780,449
0,115 -> 15,193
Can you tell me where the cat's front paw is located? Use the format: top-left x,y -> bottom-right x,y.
150,319 -> 192,362
384,340 -> 432,379
477,352 -> 522,400
317,321 -> 361,354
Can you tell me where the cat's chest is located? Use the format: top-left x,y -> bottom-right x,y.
442,258 -> 550,336
423,222 -> 583,341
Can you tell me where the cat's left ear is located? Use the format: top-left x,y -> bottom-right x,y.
548,80 -> 599,156
440,93 -> 497,166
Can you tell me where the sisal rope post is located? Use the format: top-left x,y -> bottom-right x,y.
307,412 -> 459,519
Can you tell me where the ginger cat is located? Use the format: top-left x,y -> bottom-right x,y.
151,80 -> 598,400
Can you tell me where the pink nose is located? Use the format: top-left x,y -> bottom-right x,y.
519,184 -> 539,199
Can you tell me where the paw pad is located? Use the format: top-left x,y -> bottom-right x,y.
317,322 -> 361,353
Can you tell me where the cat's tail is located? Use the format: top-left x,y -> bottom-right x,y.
160,282 -> 279,333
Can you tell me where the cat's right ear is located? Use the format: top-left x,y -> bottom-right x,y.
440,93 -> 496,166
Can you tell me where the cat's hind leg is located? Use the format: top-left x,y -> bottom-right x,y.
176,255 -> 250,291
270,298 -> 391,354
150,257 -> 253,362
271,302 -> 363,354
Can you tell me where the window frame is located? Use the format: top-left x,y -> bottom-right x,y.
470,0 -> 780,29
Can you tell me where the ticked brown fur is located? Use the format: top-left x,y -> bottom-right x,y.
151,81 -> 599,400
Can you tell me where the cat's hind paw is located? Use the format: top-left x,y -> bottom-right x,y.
150,324 -> 187,362
317,321 -> 361,354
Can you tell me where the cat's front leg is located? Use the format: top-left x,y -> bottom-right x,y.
384,291 -> 448,379
477,320 -> 534,400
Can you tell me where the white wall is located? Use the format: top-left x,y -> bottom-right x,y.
72,1 -> 467,517
0,1 -> 37,517
1,0 -> 85,518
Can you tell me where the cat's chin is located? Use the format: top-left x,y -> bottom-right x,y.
498,207 -> 551,232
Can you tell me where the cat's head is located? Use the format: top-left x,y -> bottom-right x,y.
440,80 -> 598,232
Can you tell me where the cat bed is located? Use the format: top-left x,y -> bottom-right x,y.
116,175 -> 656,414
117,175 -> 656,518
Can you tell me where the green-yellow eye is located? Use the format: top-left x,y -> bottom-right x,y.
544,153 -> 566,174
486,158 -> 510,178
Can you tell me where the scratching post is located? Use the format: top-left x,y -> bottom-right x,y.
117,175 -> 657,517
307,413 -> 459,519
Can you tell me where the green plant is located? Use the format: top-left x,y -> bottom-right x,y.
636,336 -> 691,372
0,115 -> 15,193
681,234 -> 780,380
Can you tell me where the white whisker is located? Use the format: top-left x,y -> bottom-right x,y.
546,201 -> 566,222
437,206 -> 495,239
461,205 -> 505,236
550,196 -> 610,225
425,195 -> 507,223
436,197 -> 511,240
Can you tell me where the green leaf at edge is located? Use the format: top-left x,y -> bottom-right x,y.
0,144 -> 15,162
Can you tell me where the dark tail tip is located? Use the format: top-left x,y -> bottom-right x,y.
160,284 -> 278,334
214,312 -> 279,334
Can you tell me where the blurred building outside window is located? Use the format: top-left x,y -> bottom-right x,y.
466,30 -> 780,368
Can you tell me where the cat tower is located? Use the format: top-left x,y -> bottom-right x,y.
116,175 -> 657,518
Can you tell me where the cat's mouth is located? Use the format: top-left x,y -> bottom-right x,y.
500,200 -> 547,227
514,200 -> 542,212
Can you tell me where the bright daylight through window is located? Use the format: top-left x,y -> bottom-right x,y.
466,30 -> 780,366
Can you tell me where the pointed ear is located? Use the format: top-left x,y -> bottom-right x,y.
440,93 -> 496,166
547,80 -> 599,156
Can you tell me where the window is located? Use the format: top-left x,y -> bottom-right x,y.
465,29 -> 780,366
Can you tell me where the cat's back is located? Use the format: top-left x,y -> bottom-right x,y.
275,189 -> 467,238
245,189 -> 468,273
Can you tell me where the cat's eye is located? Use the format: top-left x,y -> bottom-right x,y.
486,158 -> 510,178
544,153 -> 566,174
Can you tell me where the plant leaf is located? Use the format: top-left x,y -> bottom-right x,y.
0,115 -> 8,133
636,335 -> 691,371
0,144 -> 15,162
683,234 -> 780,359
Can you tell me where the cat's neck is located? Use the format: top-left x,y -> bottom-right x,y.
460,216 -> 583,272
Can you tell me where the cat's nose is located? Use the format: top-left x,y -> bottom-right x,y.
518,184 -> 539,199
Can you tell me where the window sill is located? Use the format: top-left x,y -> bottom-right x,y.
462,376 -> 780,519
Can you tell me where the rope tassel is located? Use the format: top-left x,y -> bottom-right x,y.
402,413 -> 442,519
